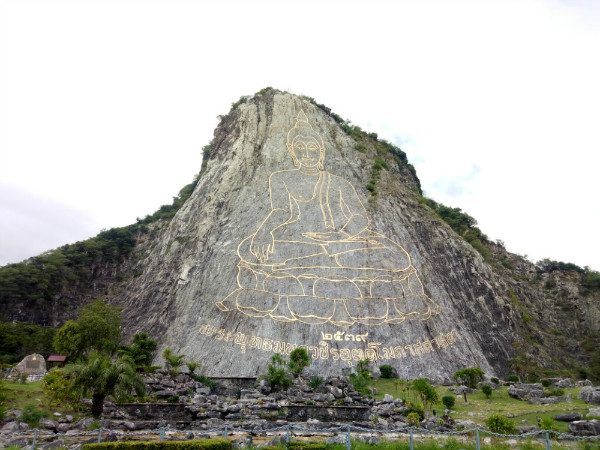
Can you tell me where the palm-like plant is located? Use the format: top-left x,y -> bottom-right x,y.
162,348 -> 186,379
63,352 -> 145,417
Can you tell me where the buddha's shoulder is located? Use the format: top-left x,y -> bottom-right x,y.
269,169 -> 297,182
327,172 -> 356,188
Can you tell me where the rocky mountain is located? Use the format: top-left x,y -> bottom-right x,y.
1,88 -> 598,381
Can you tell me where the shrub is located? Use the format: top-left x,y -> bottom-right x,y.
88,420 -> 101,430
485,414 -> 516,434
380,365 -> 394,379
507,374 -> 520,382
403,401 -> 425,421
406,411 -> 421,427
308,376 -> 323,390
21,404 -> 48,427
545,387 -> 565,397
41,369 -> 79,406
491,377 -> 499,384
288,348 -> 310,376
541,417 -> 557,431
541,379 -> 551,387
481,384 -> 493,399
193,374 -> 215,389
442,395 -> 456,410
185,360 -> 201,376
265,353 -> 292,391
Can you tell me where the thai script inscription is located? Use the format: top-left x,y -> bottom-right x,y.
198,323 -> 458,367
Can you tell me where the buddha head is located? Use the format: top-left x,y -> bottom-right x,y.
286,110 -> 325,170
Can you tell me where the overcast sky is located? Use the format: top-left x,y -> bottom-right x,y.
1,0 -> 599,270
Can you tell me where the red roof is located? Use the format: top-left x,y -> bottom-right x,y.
47,355 -> 67,362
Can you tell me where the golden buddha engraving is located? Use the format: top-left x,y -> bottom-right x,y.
216,110 -> 440,327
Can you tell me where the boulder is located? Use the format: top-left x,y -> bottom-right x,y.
326,435 -> 347,445
6,437 -> 29,448
383,393 -> 394,403
508,384 -> 545,401
39,417 -> 57,431
42,440 -> 68,450
553,412 -> 583,422
588,407 -> 600,417
568,419 -> 600,436
329,386 -> 343,399
1,421 -> 21,432
579,386 -> 600,405
556,378 -> 574,388
6,353 -> 47,382
453,386 -> 474,395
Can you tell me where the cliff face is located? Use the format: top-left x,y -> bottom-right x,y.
3,88 -> 598,380
107,89 -> 597,380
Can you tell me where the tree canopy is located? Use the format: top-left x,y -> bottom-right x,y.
53,299 -> 121,360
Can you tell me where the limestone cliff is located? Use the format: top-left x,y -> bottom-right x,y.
2,88 -> 598,381
109,89 -> 598,380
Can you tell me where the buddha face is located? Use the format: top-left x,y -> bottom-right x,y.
290,135 -> 323,169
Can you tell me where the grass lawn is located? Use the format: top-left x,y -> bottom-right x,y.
2,381 -> 83,422
369,379 -> 591,432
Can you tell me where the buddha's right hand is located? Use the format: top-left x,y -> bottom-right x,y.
250,232 -> 275,263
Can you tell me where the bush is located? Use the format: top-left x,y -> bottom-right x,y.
265,354 -> 292,391
507,374 -> 520,382
442,395 -> 456,410
193,374 -> 215,389
380,365 -> 394,379
541,378 -> 551,387
545,387 -> 565,397
481,384 -> 493,399
41,369 -> 79,406
403,401 -> 425,421
406,411 -> 421,426
288,348 -> 310,376
490,377 -> 499,384
485,414 -> 516,434
83,439 -> 232,450
541,417 -> 557,431
21,404 -> 48,427
308,376 -> 323,390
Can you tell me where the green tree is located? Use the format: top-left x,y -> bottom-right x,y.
63,352 -> 145,417
411,378 -> 439,416
453,367 -> 485,388
54,299 -> 121,360
288,348 -> 310,377
162,348 -> 186,379
118,333 -> 158,372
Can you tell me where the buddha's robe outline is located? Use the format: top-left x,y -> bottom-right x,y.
216,167 -> 440,326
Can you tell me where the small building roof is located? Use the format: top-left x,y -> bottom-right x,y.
47,355 -> 67,362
